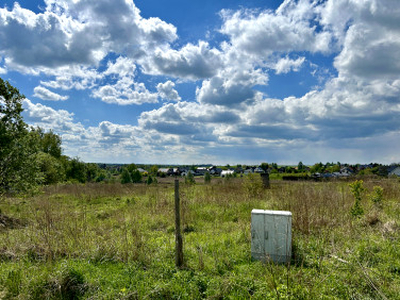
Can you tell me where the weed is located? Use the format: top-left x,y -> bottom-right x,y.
242,173 -> 264,199
349,180 -> 365,217
369,186 -> 384,207
5,269 -> 22,297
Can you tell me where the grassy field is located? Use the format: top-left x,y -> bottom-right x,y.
1,175 -> 400,299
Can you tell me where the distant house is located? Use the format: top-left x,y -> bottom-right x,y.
244,168 -> 254,175
196,167 -> 208,176
181,169 -> 195,177
235,167 -> 244,174
340,167 -> 354,175
389,167 -> 400,177
332,172 -> 350,178
171,168 -> 181,176
209,166 -> 222,176
221,169 -> 235,177
278,167 -> 286,173
254,167 -> 265,173
158,168 -> 173,176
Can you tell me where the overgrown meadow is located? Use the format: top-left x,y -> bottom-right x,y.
1,175 -> 400,299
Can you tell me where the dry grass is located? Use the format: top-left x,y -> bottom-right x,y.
0,175 -> 399,298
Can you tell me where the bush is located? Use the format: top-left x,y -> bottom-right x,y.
242,173 -> 263,198
369,186 -> 384,207
36,152 -> 66,184
349,180 -> 365,217
146,175 -> 157,185
185,172 -> 196,185
120,168 -> 132,184
204,172 -> 211,184
131,170 -> 142,183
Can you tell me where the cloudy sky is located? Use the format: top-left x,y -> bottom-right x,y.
1,0 -> 400,165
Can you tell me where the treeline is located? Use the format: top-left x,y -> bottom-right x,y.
0,78 -> 164,196
1,78 -> 108,195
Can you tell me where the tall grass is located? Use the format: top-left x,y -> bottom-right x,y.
1,176 -> 400,298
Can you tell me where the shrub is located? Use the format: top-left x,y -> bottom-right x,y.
131,170 -> 142,183
369,186 -> 384,207
242,173 -> 263,198
204,172 -> 211,184
349,180 -> 365,217
146,175 -> 157,185
185,172 -> 196,185
120,168 -> 132,184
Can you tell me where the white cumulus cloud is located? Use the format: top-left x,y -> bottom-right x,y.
157,81 -> 181,102
33,86 -> 69,101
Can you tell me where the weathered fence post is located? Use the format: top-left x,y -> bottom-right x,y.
261,173 -> 270,189
175,179 -> 184,268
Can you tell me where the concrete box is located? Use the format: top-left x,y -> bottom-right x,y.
251,209 -> 292,263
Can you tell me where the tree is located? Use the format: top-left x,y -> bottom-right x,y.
86,163 -> 100,182
36,152 -> 66,185
150,165 -> 158,177
310,162 -> 324,173
0,78 -> 38,195
32,128 -> 62,158
146,175 -> 153,185
297,161 -> 304,172
126,163 -> 137,174
260,162 -> 269,172
95,169 -> 108,182
65,157 -> 87,183
120,168 -> 132,184
131,170 -> 142,183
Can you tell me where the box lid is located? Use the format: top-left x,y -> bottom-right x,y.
251,209 -> 292,216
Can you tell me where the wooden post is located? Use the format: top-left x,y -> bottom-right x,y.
261,173 -> 270,189
174,179 -> 184,268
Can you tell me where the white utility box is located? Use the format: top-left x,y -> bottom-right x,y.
251,209 -> 292,263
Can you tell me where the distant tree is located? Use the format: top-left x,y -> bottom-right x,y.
310,162 -> 324,173
260,162 -> 269,172
329,164 -> 340,173
297,161 -> 305,172
146,175 -> 157,185
65,157 -> 87,183
150,165 -> 158,177
86,163 -> 100,182
285,166 -> 295,173
131,170 -> 142,183
120,168 -> 132,184
95,169 -> 108,182
0,78 -> 39,195
35,128 -> 62,158
36,152 -> 65,185
126,163 -> 137,174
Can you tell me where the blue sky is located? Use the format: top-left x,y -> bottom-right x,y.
1,0 -> 400,165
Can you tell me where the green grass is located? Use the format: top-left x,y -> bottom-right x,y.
1,177 -> 400,299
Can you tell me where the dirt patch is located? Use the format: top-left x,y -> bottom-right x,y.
0,213 -> 25,230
